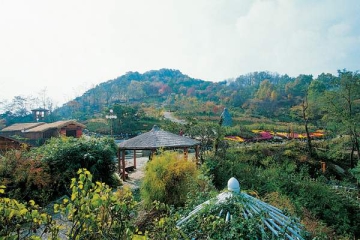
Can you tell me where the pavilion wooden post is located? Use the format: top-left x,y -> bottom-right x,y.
133,150 -> 137,169
121,149 -> 126,181
184,147 -> 188,160
150,149 -> 156,160
320,161 -> 326,173
195,145 -> 199,162
117,148 -> 121,174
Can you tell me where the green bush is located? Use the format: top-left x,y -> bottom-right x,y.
135,201 -> 182,239
35,136 -> 118,199
0,169 -> 136,239
85,119 -> 109,134
55,168 -> 136,239
141,151 -> 199,208
0,186 -> 59,239
203,143 -> 360,238
286,180 -> 360,236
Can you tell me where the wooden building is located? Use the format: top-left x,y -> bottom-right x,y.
0,135 -> 26,153
0,120 -> 86,146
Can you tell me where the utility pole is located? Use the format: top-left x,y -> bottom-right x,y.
106,109 -> 117,137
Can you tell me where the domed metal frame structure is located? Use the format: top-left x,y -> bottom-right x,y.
176,177 -> 305,239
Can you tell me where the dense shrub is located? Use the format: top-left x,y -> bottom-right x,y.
55,168 -> 136,239
203,142 -> 360,238
34,136 -> 118,199
1,169 -> 136,239
141,151 -> 199,208
0,186 -> 58,239
0,150 -> 52,205
0,137 -> 118,205
135,201 -> 182,239
84,119 -> 109,134
285,180 -> 360,237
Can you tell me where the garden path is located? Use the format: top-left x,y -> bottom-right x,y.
120,156 -> 149,190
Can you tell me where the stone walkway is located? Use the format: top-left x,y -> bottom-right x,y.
121,156 -> 149,190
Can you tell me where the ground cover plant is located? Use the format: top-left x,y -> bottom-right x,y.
1,139 -> 359,239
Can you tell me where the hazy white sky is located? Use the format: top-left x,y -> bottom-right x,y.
1,0 -> 359,106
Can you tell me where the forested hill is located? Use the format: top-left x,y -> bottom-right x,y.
55,68 -> 226,118
86,68 -> 225,103
54,68 -> 354,122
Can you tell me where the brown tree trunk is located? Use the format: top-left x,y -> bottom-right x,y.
350,127 -> 360,168
353,128 -> 360,161
302,98 -> 313,157
304,119 -> 313,157
350,144 -> 355,168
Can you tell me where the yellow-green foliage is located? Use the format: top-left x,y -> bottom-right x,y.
263,192 -> 296,214
1,169 -> 136,239
55,168 -> 136,239
141,151 -> 199,208
0,185 -> 58,239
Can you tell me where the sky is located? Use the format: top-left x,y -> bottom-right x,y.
1,0 -> 360,107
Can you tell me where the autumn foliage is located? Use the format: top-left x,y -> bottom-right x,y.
0,150 -> 52,205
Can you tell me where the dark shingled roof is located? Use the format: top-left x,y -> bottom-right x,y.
118,125 -> 200,150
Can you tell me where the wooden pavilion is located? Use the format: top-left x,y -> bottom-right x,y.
117,125 -> 200,180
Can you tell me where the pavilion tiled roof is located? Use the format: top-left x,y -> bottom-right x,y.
118,125 -> 200,150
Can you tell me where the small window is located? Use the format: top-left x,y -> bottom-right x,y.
66,130 -> 77,137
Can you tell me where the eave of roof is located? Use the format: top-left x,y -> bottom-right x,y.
31,108 -> 49,112
0,134 -> 22,142
0,122 -> 46,132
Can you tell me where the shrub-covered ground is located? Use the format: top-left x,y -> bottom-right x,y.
1,134 -> 360,239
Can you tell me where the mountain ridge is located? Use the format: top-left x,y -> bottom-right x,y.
53,68 -> 325,122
